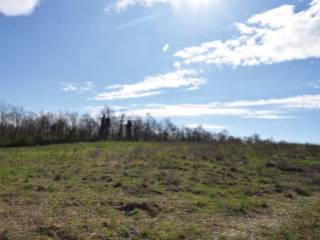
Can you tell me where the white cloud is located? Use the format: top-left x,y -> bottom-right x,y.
88,93 -> 320,119
224,94 -> 320,109
87,103 -> 286,119
112,0 -> 218,12
175,0 -> 320,67
94,69 -> 207,100
309,80 -> 320,89
185,124 -> 227,130
123,104 -> 286,119
0,0 -> 41,16
61,82 -> 95,93
163,43 -> 170,52
61,83 -> 78,92
80,82 -> 95,92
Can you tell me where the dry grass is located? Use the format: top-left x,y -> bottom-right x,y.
0,142 -> 319,239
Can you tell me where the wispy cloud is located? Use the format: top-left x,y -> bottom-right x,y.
224,94 -> 320,109
61,83 -> 78,92
112,0 -> 217,12
309,80 -> 320,89
87,103 -> 286,119
175,0 -> 320,67
61,82 -> 95,93
88,93 -> 320,119
0,0 -> 41,16
115,14 -> 160,29
163,43 -> 170,53
185,124 -> 228,130
123,104 -> 286,119
94,69 -> 207,100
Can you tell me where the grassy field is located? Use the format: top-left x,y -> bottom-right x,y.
0,142 -> 319,240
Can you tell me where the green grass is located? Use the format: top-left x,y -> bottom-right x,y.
0,142 -> 319,239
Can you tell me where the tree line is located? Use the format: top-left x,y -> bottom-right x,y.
0,101 -> 266,147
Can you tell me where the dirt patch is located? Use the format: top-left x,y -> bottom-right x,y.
307,164 -> 320,173
114,202 -> 161,217
277,163 -> 304,172
294,187 -> 311,197
265,161 -> 276,168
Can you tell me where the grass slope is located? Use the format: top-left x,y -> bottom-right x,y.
0,142 -> 319,239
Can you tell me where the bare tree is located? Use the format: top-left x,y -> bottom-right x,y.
99,107 -> 112,140
125,120 -> 133,141
117,114 -> 125,141
0,101 -> 260,147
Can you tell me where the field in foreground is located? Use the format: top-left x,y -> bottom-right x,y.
0,142 -> 320,240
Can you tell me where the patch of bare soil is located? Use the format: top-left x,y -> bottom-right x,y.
113,201 -> 161,217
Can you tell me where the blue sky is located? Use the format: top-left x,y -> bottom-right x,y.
0,0 -> 320,143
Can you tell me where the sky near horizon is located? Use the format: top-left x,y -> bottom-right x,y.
0,0 -> 320,143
